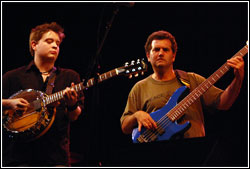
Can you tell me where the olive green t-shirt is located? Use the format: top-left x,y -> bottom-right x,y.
120,72 -> 223,138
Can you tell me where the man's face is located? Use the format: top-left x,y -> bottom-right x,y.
147,39 -> 176,70
32,30 -> 61,61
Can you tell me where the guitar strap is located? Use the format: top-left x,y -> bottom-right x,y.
45,67 -> 57,95
174,69 -> 190,88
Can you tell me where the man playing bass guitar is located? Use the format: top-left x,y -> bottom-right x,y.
120,30 -> 245,143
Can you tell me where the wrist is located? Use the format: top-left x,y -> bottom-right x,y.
67,102 -> 79,112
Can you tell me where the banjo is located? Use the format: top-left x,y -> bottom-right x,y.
3,59 -> 147,142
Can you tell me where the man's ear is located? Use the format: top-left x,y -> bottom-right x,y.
31,41 -> 37,51
146,52 -> 151,62
172,53 -> 176,62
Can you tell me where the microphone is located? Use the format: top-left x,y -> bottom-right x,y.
113,2 -> 135,8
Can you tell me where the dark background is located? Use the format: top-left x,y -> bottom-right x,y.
2,2 -> 248,167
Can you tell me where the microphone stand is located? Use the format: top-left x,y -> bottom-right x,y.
85,4 -> 120,166
85,5 -> 119,84
95,6 -> 119,71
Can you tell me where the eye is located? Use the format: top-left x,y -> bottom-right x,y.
56,41 -> 60,46
163,48 -> 169,52
46,39 -> 53,44
153,48 -> 160,52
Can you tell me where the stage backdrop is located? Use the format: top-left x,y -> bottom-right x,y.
2,2 -> 248,167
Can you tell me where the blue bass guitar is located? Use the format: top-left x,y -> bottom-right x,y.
132,42 -> 248,143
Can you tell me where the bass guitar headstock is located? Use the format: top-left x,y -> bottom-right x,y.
117,58 -> 148,78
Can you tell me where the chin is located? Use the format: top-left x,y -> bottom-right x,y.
45,56 -> 57,62
156,63 -> 167,67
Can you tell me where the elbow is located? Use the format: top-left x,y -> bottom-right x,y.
122,128 -> 130,135
69,116 -> 78,122
221,106 -> 231,111
121,123 -> 132,135
121,124 -> 128,134
217,96 -> 233,111
217,104 -> 231,111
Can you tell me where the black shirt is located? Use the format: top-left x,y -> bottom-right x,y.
2,61 -> 84,166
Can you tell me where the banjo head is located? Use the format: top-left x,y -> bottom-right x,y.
3,89 -> 55,142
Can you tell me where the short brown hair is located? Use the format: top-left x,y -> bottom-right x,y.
29,22 -> 65,56
144,30 -> 178,55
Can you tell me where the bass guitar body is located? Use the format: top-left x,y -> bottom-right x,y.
132,86 -> 191,143
3,89 -> 56,142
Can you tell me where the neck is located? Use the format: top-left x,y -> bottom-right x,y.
34,56 -> 55,73
152,68 -> 176,81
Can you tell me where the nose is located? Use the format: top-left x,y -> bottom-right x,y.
52,42 -> 58,49
158,48 -> 164,56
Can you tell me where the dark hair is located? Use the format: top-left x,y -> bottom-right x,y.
144,30 -> 177,55
29,22 -> 65,56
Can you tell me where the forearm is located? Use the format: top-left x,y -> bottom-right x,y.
121,114 -> 138,134
218,77 -> 243,110
2,99 -> 11,111
67,106 -> 82,121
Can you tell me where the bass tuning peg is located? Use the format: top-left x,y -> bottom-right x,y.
131,60 -> 135,65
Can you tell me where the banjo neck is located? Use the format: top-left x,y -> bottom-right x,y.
44,70 -> 116,106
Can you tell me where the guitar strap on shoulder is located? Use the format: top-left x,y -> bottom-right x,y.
45,67 -> 57,95
174,69 -> 190,88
